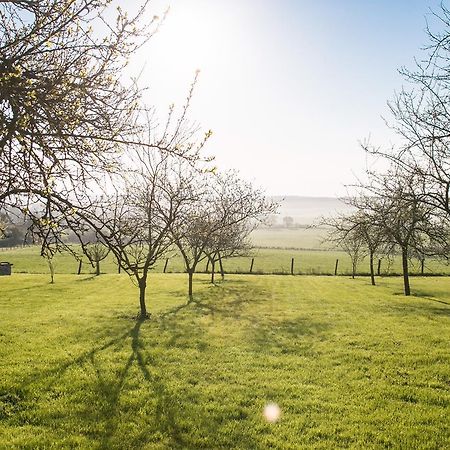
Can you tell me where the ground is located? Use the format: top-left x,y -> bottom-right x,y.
1,273 -> 449,449
2,232 -> 450,276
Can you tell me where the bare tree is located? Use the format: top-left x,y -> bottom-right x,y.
72,151 -> 198,319
344,199 -> 394,285
172,171 -> 277,298
0,1 -> 212,259
0,1 -> 161,203
172,205 -> 214,299
324,216 -> 367,279
82,241 -> 109,276
360,170 -> 434,295
364,4 -> 450,224
204,220 -> 253,283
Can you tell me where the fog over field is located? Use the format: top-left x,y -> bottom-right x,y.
270,196 -> 353,226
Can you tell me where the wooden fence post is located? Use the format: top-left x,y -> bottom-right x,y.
291,257 -> 294,275
249,257 -> 254,273
334,259 -> 339,275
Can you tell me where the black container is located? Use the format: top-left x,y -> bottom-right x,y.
0,262 -> 13,275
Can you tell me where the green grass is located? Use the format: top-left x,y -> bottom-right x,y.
2,245 -> 450,277
1,273 -> 449,448
250,227 -> 329,249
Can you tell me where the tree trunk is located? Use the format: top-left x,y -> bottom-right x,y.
138,278 -> 148,318
188,270 -> 194,299
95,260 -> 100,276
218,253 -> 224,280
47,260 -> 55,283
352,259 -> 356,279
401,247 -> 411,296
211,260 -> 215,284
369,252 -> 376,286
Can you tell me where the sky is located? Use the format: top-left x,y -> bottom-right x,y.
128,0 -> 443,197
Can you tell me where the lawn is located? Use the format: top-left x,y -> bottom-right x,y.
2,244 -> 450,277
0,273 -> 449,448
250,227 -> 330,250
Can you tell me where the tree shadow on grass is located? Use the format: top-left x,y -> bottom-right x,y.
160,280 -> 268,321
88,318 -> 260,449
76,274 -> 97,282
389,292 -> 450,317
17,280 -> 245,394
17,327 -> 133,393
160,280 -> 332,361
14,318 -> 209,448
413,291 -> 450,306
10,280 -> 275,448
90,319 -> 172,449
1,283 -> 49,293
250,317 -> 331,356
206,280 -> 270,317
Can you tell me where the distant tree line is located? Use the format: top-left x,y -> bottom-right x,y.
326,4 -> 450,296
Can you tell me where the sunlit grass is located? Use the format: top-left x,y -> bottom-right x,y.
1,274 -> 449,448
1,244 -> 449,277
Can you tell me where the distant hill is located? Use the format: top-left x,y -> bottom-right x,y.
270,196 -> 352,226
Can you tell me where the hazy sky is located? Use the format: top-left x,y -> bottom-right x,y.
130,0 -> 443,196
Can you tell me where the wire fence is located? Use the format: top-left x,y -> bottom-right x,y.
1,245 -> 449,277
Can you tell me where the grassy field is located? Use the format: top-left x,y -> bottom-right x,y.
2,243 -> 450,277
1,273 -> 449,449
250,227 -> 330,250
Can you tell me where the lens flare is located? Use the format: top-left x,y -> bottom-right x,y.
263,403 -> 281,423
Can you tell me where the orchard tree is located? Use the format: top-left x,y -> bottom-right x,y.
0,3 -> 189,244
354,4 -> 450,292
173,171 -> 277,299
204,221 -> 253,283
203,172 -> 274,283
82,241 -> 109,276
71,151 -> 199,319
0,0 -> 160,204
325,216 -> 367,279
365,4 -> 450,224
0,1 -> 212,260
361,170 -> 434,296
344,199 -> 393,285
